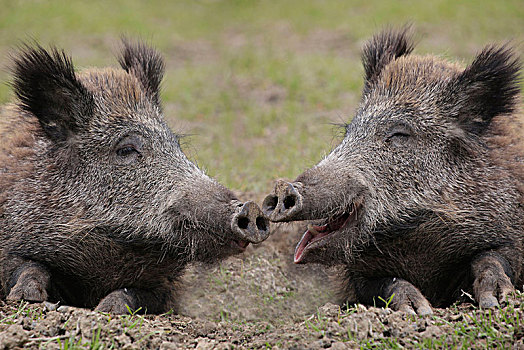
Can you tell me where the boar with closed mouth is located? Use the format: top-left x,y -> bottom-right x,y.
263,27 -> 523,315
0,40 -> 269,314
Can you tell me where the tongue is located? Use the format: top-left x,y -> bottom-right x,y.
293,212 -> 353,263
237,240 -> 249,249
294,230 -> 313,263
294,223 -> 329,263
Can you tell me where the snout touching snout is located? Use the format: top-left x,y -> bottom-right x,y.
262,180 -> 303,222
232,201 -> 270,247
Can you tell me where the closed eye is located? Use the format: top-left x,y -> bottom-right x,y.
386,131 -> 410,140
116,145 -> 140,157
385,123 -> 412,144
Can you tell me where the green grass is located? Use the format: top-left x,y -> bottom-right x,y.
0,0 -> 522,193
0,300 -> 43,325
54,327 -> 107,350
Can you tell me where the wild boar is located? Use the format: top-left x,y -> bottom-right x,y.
263,28 -> 523,315
0,40 -> 269,314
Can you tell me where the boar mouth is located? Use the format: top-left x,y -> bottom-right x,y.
231,239 -> 250,252
294,202 -> 358,263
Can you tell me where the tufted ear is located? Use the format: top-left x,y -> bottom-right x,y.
361,26 -> 415,94
445,45 -> 521,135
11,44 -> 94,143
117,38 -> 165,106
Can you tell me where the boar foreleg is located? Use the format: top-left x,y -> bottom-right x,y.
353,276 -> 432,315
95,281 -> 176,314
5,258 -> 51,303
471,251 -> 514,308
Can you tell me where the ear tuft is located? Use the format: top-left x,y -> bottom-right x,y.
450,44 -> 521,135
362,25 -> 415,93
11,43 -> 94,143
117,38 -> 165,106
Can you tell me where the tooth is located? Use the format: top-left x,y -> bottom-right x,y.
308,224 -> 320,236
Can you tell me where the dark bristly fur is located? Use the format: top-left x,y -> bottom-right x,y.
11,44 -> 94,142
0,40 -> 269,314
117,38 -> 165,106
361,25 -> 415,95
447,44 -> 521,135
264,27 -> 523,315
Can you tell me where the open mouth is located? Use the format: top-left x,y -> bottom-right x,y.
231,239 -> 250,252
294,202 -> 358,263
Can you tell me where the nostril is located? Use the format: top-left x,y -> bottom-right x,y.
238,217 -> 249,230
263,195 -> 278,211
283,195 -> 295,209
256,217 -> 267,231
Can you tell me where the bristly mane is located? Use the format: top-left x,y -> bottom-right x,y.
487,109 -> 524,204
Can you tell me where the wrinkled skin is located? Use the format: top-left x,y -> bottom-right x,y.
0,40 -> 269,314
264,28 -> 523,315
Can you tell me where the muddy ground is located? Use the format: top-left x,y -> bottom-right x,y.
0,221 -> 522,349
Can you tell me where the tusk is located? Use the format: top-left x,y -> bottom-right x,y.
307,223 -> 320,237
349,202 -> 355,215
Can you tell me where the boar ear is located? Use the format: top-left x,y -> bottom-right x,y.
11,44 -> 94,143
117,39 -> 165,106
362,26 -> 415,93
448,45 -> 521,135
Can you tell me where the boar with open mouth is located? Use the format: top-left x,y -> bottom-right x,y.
263,27 -> 523,315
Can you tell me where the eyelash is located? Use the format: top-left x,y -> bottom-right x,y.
116,145 -> 140,157
387,132 -> 410,139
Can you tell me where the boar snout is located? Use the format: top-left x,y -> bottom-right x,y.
232,201 -> 269,244
262,179 -> 303,222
